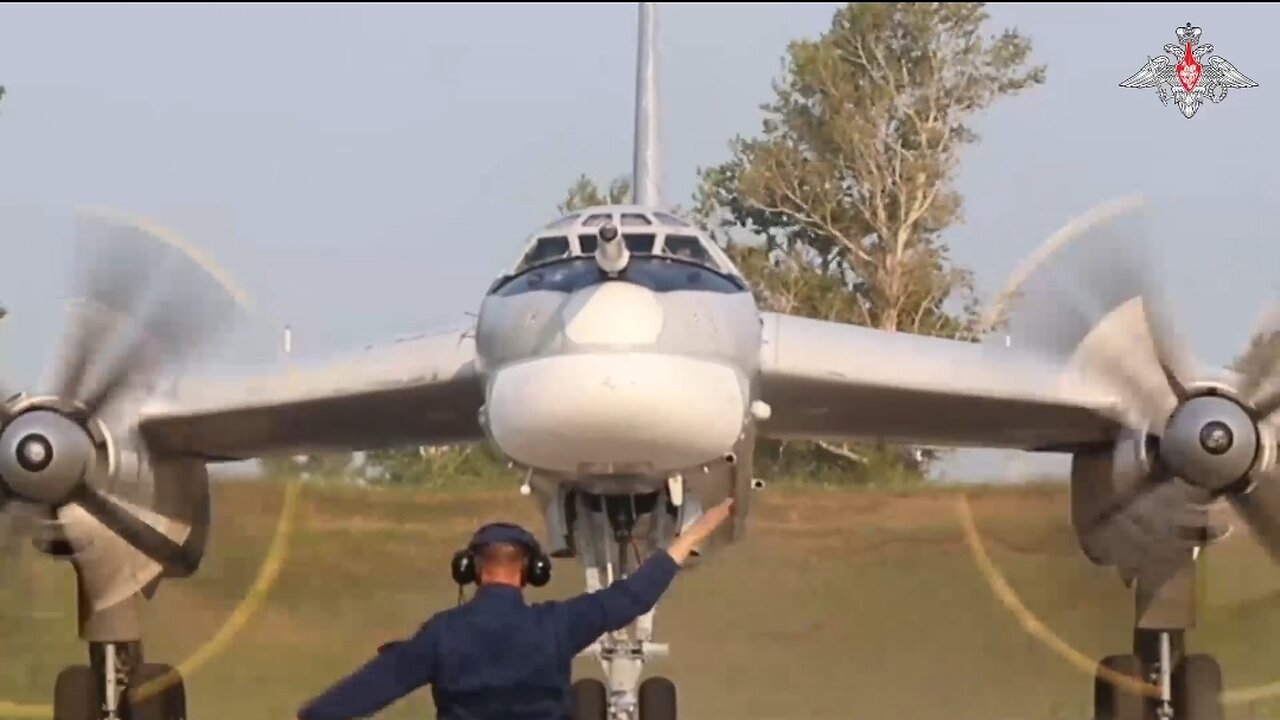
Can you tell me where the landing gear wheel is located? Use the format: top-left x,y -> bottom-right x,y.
571,678 -> 607,720
1173,654 -> 1223,720
638,676 -> 677,720
54,665 -> 99,720
1094,655 -> 1145,720
128,663 -> 187,720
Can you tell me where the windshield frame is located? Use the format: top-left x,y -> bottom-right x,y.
488,254 -> 749,296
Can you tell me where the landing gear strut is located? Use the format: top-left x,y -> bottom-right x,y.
1093,561 -> 1222,720
566,488 -> 693,720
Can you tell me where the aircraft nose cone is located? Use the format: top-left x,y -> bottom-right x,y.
563,282 -> 663,346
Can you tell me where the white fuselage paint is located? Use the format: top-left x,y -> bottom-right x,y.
486,352 -> 747,475
563,281 -> 664,346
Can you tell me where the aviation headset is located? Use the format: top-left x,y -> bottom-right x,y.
451,522 -> 552,588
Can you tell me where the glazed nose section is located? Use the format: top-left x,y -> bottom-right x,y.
561,281 -> 664,347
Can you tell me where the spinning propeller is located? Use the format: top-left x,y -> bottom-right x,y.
1003,196 -> 1280,568
0,208 -> 243,609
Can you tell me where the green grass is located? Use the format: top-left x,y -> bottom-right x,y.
1,481 -> 1280,719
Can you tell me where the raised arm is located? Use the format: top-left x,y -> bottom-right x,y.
556,499 -> 734,654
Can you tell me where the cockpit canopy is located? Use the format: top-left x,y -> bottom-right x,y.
511,205 -> 741,278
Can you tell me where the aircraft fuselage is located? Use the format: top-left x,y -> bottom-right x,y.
473,207 -> 761,491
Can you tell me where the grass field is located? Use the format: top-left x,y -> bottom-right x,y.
2,480 -> 1280,719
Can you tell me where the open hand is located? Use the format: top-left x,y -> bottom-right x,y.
683,498 -> 734,544
666,498 -> 734,564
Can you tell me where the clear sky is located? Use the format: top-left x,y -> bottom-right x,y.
0,3 -> 1277,481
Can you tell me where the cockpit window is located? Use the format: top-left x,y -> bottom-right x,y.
624,234 -> 655,253
492,257 -> 746,297
663,234 -> 713,264
653,212 -> 691,227
620,213 -> 651,226
577,233 -> 598,255
518,236 -> 570,269
583,213 -> 613,227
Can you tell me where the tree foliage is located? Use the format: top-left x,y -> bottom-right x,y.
1233,324 -> 1280,388
696,1 -> 1042,337
694,2 -> 1044,482
260,453 -> 353,481
559,174 -> 631,213
362,444 -> 513,488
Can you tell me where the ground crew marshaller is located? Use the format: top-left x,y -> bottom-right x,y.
296,497 -> 735,720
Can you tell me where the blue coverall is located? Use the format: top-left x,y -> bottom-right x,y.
297,550 -> 680,720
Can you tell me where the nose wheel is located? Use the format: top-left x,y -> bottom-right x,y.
572,679 -> 607,720
637,677 -> 677,720
571,677 -> 678,720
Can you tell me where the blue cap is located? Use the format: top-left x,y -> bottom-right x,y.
469,522 -> 539,552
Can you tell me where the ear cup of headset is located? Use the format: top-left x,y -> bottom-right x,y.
451,549 -> 476,586
526,553 -> 552,587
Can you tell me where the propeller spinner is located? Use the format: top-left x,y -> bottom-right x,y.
0,207 -> 244,606
1005,196 -> 1280,564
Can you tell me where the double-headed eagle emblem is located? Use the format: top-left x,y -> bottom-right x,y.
1120,23 -> 1258,118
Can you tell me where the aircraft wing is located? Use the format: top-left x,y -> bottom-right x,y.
756,312 -> 1122,451
136,325 -> 485,461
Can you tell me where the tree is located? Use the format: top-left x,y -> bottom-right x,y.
1233,323 -> 1280,393
694,2 -> 1045,482
559,174 -> 631,213
259,452 -> 352,481
698,2 -> 1043,335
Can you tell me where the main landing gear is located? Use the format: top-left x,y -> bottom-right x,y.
1093,561 -> 1222,720
54,642 -> 187,720
1094,631 -> 1222,720
554,485 -> 696,720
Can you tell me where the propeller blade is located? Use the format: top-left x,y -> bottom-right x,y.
1081,469 -> 1221,584
1229,468 -> 1280,564
0,367 -> 16,422
1251,385 -> 1280,422
69,484 -> 197,575
998,197 -> 1192,429
51,213 -> 159,404
50,208 -> 248,418
54,500 -> 166,612
1140,290 -> 1197,403
1083,464 -> 1171,541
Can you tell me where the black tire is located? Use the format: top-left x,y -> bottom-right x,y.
1094,654 -> 1146,720
571,678 -> 607,720
638,676 -> 677,720
1173,654 -> 1223,720
128,663 -> 186,720
54,665 -> 100,720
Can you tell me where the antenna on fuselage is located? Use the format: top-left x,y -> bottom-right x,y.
632,2 -> 661,208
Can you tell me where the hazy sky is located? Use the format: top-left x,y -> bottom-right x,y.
1,3 -> 1277,481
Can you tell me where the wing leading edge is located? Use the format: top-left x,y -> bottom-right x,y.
138,325 -> 485,461
756,312 -> 1121,451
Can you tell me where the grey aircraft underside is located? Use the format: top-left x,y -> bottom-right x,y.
2,6 -> 1278,720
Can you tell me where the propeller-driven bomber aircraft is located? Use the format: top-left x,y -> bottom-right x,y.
4,5 -> 1278,720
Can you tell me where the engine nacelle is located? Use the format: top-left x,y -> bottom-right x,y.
1069,428 -> 1152,566
23,411 -> 212,619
